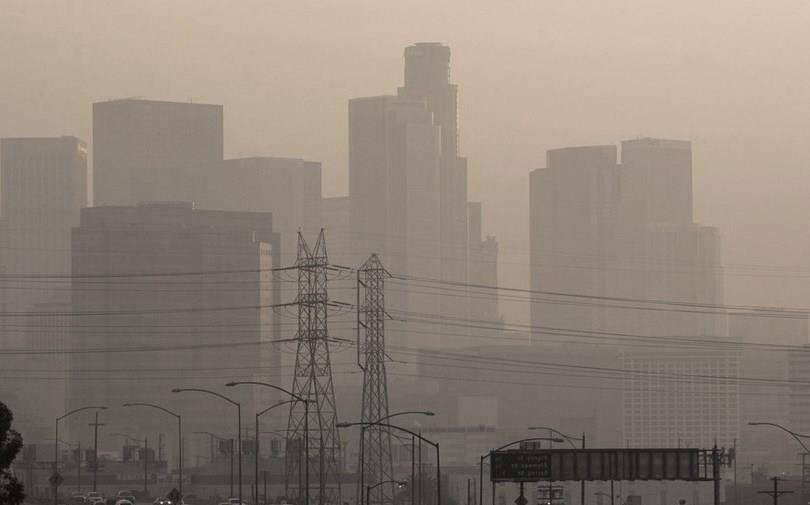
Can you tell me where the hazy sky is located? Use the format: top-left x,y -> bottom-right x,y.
3,0 -> 810,321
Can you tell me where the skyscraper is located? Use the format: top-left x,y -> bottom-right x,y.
348,43 -> 500,350
349,95 -> 443,348
197,156 -> 322,264
529,138 -> 732,448
0,136 -> 89,309
93,98 -> 223,206
398,43 -> 471,326
0,135 -> 89,441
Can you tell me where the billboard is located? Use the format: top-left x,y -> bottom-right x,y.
491,448 -> 708,482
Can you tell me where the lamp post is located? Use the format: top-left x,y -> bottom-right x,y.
529,427 -> 586,505
226,380 -> 309,505
253,400 -> 295,505
357,411 -> 435,505
748,421 -> 810,505
173,388 -> 241,505
366,480 -> 407,505
479,437 -> 565,505
47,439 -> 81,494
123,403 -> 183,498
338,421 -> 441,505
54,406 -> 107,505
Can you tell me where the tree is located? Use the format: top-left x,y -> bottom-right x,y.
0,401 -> 24,505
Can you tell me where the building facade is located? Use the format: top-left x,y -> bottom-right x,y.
93,98 -> 224,206
529,139 -> 733,448
66,203 -> 280,470
0,136 -> 89,441
348,43 -> 500,350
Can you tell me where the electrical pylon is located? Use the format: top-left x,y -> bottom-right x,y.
357,254 -> 394,505
286,230 -> 342,505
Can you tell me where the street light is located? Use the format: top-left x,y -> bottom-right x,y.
123,402 -> 183,498
366,480 -> 407,505
338,421 -> 441,505
528,427 -> 587,505
747,422 -> 810,453
226,381 -> 309,505
173,388 -> 242,505
479,437 -> 564,505
253,400 -> 295,505
47,438 -> 82,494
357,411 -> 435,505
748,421 -> 810,505
54,406 -> 107,505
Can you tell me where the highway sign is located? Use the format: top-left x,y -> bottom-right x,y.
491,451 -> 551,482
490,448 -> 708,482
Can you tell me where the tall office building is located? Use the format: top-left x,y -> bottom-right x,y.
0,136 -> 88,441
398,43 -> 472,326
349,95 -> 443,348
93,98 -> 223,206
621,349 -> 739,448
530,140 -> 723,338
197,156 -> 322,264
66,203 -> 280,465
732,313 -> 807,463
0,136 -> 88,312
348,44 -> 500,349
468,202 -> 500,326
529,138 -> 732,448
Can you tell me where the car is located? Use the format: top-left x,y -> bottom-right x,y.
115,500 -> 134,505
87,498 -> 105,505
70,497 -> 86,505
117,494 -> 136,504
153,498 -> 172,505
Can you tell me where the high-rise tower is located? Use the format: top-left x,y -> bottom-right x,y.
93,98 -> 223,206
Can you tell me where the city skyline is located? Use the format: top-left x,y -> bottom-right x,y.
2,3 -> 810,505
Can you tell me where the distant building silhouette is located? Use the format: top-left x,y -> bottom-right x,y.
197,156 -> 322,264
66,202 -> 280,461
732,312 -> 808,463
93,98 -> 223,206
398,43 -> 475,334
0,136 -> 88,442
347,43 -> 500,350
0,136 -> 89,312
349,95 -> 442,349
529,138 -> 733,448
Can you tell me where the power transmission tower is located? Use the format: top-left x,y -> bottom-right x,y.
357,254 -> 394,505
286,231 -> 342,505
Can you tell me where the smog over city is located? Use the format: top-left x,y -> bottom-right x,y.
1,2 -> 809,505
